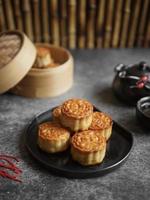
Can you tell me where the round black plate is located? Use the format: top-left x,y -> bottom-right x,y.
25,108 -> 133,178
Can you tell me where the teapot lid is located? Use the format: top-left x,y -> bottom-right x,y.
127,62 -> 150,76
115,61 -> 150,77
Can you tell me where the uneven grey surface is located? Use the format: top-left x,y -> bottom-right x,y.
0,49 -> 150,200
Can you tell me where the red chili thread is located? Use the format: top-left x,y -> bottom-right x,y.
0,157 -> 20,168
0,155 -> 22,183
0,162 -> 22,174
0,170 -> 22,183
0,155 -> 19,162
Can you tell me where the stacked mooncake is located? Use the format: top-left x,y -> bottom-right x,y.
38,98 -> 113,166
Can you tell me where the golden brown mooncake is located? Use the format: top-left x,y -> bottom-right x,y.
34,47 -> 53,68
52,106 -> 62,123
89,111 -> 113,141
38,122 -> 70,153
60,98 -> 93,131
71,130 -> 106,166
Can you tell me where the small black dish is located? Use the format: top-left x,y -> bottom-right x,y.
136,96 -> 150,129
25,106 -> 133,179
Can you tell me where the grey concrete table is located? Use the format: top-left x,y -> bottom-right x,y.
0,49 -> 150,200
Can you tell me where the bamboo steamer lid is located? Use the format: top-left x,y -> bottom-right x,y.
11,44 -> 74,98
0,30 -> 36,94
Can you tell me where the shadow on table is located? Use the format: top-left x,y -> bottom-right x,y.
93,86 -> 129,107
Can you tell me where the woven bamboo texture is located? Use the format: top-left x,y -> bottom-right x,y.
0,0 -> 150,49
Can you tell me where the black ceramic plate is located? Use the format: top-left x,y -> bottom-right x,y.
25,107 -> 133,178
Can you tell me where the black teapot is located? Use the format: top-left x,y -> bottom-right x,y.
112,61 -> 150,105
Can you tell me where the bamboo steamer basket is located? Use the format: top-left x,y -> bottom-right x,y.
11,43 -> 74,98
0,30 -> 36,94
